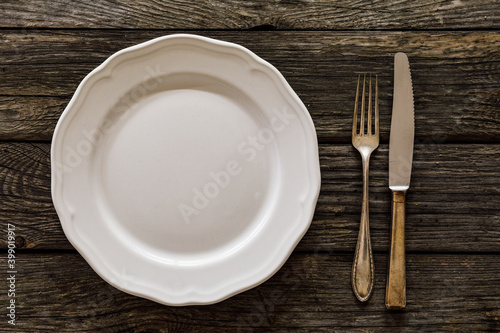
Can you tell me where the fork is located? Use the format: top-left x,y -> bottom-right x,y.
351,74 -> 379,302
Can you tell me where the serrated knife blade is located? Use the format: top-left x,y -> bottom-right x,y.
389,52 -> 415,190
385,52 -> 414,310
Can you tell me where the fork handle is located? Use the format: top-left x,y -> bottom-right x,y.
386,190 -> 406,309
352,156 -> 374,302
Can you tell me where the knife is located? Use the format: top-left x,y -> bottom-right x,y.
386,52 -> 414,309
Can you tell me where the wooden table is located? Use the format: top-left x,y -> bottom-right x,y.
1,1 -> 499,332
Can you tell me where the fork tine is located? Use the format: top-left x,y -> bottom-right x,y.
360,75 -> 366,135
375,75 -> 379,135
368,75 -> 372,135
353,75 -> 360,136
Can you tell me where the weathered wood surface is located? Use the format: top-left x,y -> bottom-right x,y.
2,0 -> 500,30
0,252 -> 499,332
0,142 -> 498,252
1,0 -> 500,331
1,31 -> 499,142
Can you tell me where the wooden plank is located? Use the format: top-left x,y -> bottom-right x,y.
0,142 -> 498,252
0,96 -> 64,139
2,0 -> 500,30
1,252 -> 498,331
1,31 -> 499,142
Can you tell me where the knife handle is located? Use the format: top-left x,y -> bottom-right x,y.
386,190 -> 406,309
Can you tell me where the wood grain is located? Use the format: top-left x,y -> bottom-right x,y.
2,0 -> 500,30
0,96 -> 64,139
0,142 -> 498,252
1,31 -> 499,142
0,252 -> 498,332
2,1 -> 499,331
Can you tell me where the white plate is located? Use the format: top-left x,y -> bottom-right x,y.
51,34 -> 320,306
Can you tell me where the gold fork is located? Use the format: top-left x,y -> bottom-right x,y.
351,74 -> 379,302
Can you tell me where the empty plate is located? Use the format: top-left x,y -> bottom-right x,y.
51,34 -> 321,305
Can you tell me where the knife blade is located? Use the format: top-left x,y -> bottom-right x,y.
386,52 -> 414,310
